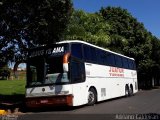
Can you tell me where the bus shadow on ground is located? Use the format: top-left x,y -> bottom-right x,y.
26,106 -> 85,113
0,94 -> 25,113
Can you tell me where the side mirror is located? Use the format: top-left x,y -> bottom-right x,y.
63,63 -> 69,72
63,52 -> 70,72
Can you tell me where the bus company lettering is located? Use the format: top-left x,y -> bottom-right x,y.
45,47 -> 64,54
52,47 -> 64,53
30,47 -> 64,57
109,67 -> 124,77
30,50 -> 45,57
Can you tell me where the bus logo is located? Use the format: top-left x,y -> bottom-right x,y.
109,67 -> 124,77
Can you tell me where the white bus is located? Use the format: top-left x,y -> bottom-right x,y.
25,40 -> 138,108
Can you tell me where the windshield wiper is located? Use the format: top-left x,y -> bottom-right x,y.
30,81 -> 42,86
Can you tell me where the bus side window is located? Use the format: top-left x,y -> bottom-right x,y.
128,60 -> 134,70
131,60 -> 136,70
84,45 -> 91,62
106,53 -> 115,66
96,49 -> 106,65
71,44 -> 82,59
96,49 -> 102,65
90,47 -> 97,63
115,55 -> 123,68
71,61 -> 85,83
133,61 -> 136,70
122,58 -> 129,69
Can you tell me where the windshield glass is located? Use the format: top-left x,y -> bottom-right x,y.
27,56 -> 70,87
45,73 -> 68,84
27,57 -> 45,86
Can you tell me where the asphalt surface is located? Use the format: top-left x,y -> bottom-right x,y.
16,88 -> 160,120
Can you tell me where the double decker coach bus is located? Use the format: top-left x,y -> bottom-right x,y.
26,40 -> 138,108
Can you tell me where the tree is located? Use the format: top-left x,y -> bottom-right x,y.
0,63 -> 10,80
150,36 -> 160,86
64,10 -> 111,48
100,7 -> 152,54
0,0 -> 72,63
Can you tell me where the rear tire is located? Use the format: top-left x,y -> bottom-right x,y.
88,88 -> 97,106
129,86 -> 133,96
125,86 -> 129,97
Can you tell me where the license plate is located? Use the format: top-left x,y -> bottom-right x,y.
40,100 -> 48,103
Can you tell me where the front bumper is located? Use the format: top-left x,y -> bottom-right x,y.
26,94 -> 73,108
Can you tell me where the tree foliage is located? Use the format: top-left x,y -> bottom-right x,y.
64,10 -> 111,48
0,0 -> 72,62
0,64 -> 10,80
0,0 -> 72,77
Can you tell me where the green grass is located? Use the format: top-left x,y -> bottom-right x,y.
0,80 -> 26,95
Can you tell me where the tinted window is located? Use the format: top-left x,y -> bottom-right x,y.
128,60 -> 134,69
84,45 -> 91,61
96,49 -> 101,64
122,58 -> 129,69
129,60 -> 136,70
71,44 -> 82,59
106,53 -> 115,66
132,61 -> 136,70
115,55 -> 123,68
82,44 -> 136,70
27,57 -> 45,86
71,61 -> 85,83
96,49 -> 104,65
90,47 -> 97,63
46,57 -> 63,73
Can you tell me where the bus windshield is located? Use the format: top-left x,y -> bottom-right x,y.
27,56 -> 69,87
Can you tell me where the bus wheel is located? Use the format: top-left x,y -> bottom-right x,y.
88,88 -> 97,105
125,86 -> 129,97
129,85 -> 133,96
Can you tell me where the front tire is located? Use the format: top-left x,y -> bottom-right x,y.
88,88 -> 97,105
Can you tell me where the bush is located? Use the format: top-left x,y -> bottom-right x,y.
0,69 -> 10,80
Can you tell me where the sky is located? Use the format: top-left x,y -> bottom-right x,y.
73,0 -> 160,39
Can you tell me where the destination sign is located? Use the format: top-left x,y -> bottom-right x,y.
29,46 -> 66,58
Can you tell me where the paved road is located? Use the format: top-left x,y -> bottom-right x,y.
17,89 -> 160,120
